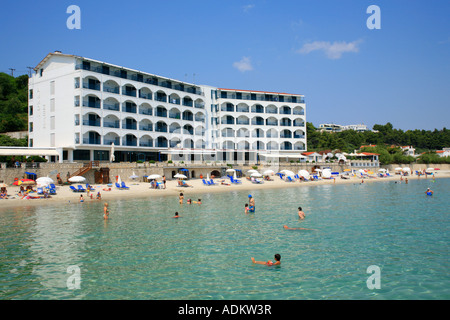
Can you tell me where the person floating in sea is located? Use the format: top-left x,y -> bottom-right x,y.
192,199 -> 202,204
425,188 -> 434,196
283,225 -> 316,231
103,202 -> 109,219
173,211 -> 180,218
298,207 -> 305,220
251,254 -> 281,266
80,194 -> 84,203
244,203 -> 249,214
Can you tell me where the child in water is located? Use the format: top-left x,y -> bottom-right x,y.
251,254 -> 281,266
80,194 -> 84,203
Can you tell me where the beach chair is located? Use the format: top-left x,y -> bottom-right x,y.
77,185 -> 86,192
50,183 -> 57,190
202,179 -> 210,186
49,187 -> 56,195
37,187 -> 44,195
209,179 -> 217,185
287,176 -> 294,182
115,182 -> 124,189
121,181 -> 130,189
86,183 -> 95,191
69,186 -> 79,192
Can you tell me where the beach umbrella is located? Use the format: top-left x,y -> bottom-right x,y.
0,183 -> 7,188
299,170 -> 310,180
207,173 -> 210,180
402,167 -> 411,172
378,168 -> 387,172
263,169 -> 274,176
147,174 -> 161,180
247,169 -> 258,174
394,167 -> 402,171
225,168 -> 235,173
251,172 -> 262,177
344,169 -> 352,172
314,168 -> 322,172
18,179 -> 36,185
434,168 -> 440,170
322,169 -> 332,179
129,172 -> 139,180
36,177 -> 54,184
110,142 -> 115,163
281,170 -> 296,177
174,173 -> 187,179
68,176 -> 86,183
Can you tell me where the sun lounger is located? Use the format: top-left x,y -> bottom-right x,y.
202,179 -> 210,186
121,182 -> 130,189
287,176 -> 295,182
230,177 -> 242,184
37,187 -> 44,195
77,185 -> 86,192
115,182 -> 124,189
69,186 -> 79,192
209,179 -> 217,185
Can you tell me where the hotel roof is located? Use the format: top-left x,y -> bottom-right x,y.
218,88 -> 303,97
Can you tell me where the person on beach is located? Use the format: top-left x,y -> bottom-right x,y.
103,202 -> 109,219
251,254 -> 281,266
425,188 -> 434,196
162,175 -> 166,189
179,192 -> 184,204
298,207 -> 305,220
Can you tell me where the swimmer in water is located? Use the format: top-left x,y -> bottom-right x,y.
80,194 -> 84,203
244,203 -> 249,214
179,193 -> 184,204
298,207 -> 305,220
283,225 -> 316,231
425,188 -> 434,196
173,211 -> 180,218
103,202 -> 109,219
251,254 -> 281,266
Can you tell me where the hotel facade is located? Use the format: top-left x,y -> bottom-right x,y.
28,52 -> 306,163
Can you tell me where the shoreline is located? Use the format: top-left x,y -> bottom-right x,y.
0,172 -> 448,211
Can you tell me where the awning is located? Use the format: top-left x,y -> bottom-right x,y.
259,154 -> 307,158
0,147 -> 59,156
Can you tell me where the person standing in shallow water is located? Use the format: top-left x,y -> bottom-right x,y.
298,207 -> 305,220
104,202 -> 109,220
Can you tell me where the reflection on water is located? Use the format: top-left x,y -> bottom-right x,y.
0,178 -> 449,299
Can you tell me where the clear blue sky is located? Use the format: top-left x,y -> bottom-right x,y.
1,0 -> 449,131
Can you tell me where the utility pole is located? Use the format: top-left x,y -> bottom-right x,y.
8,68 -> 16,77
27,66 -> 34,77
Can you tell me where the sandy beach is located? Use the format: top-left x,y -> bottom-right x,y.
1,170 -> 448,210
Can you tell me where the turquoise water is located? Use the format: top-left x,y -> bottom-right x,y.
0,178 -> 449,300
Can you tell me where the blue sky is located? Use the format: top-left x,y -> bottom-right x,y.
1,0 -> 449,131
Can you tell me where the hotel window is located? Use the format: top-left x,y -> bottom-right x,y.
221,91 -> 227,99
29,139 -> 33,147
50,81 -> 55,95
29,122 -> 33,132
39,68 -> 44,77
50,133 -> 55,147
29,89 -> 33,99
29,105 -> 33,115
50,116 -> 55,130
50,98 -> 55,112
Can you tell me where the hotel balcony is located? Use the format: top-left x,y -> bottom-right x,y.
103,101 -> 120,111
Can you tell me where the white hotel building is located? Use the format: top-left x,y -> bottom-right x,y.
28,52 -> 306,163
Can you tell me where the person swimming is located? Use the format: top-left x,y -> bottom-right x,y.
425,188 -> 434,196
173,211 -> 180,218
251,254 -> 281,266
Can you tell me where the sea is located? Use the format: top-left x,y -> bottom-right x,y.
0,178 -> 449,300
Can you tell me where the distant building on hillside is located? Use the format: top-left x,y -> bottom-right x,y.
436,148 -> 450,157
318,123 -> 369,133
